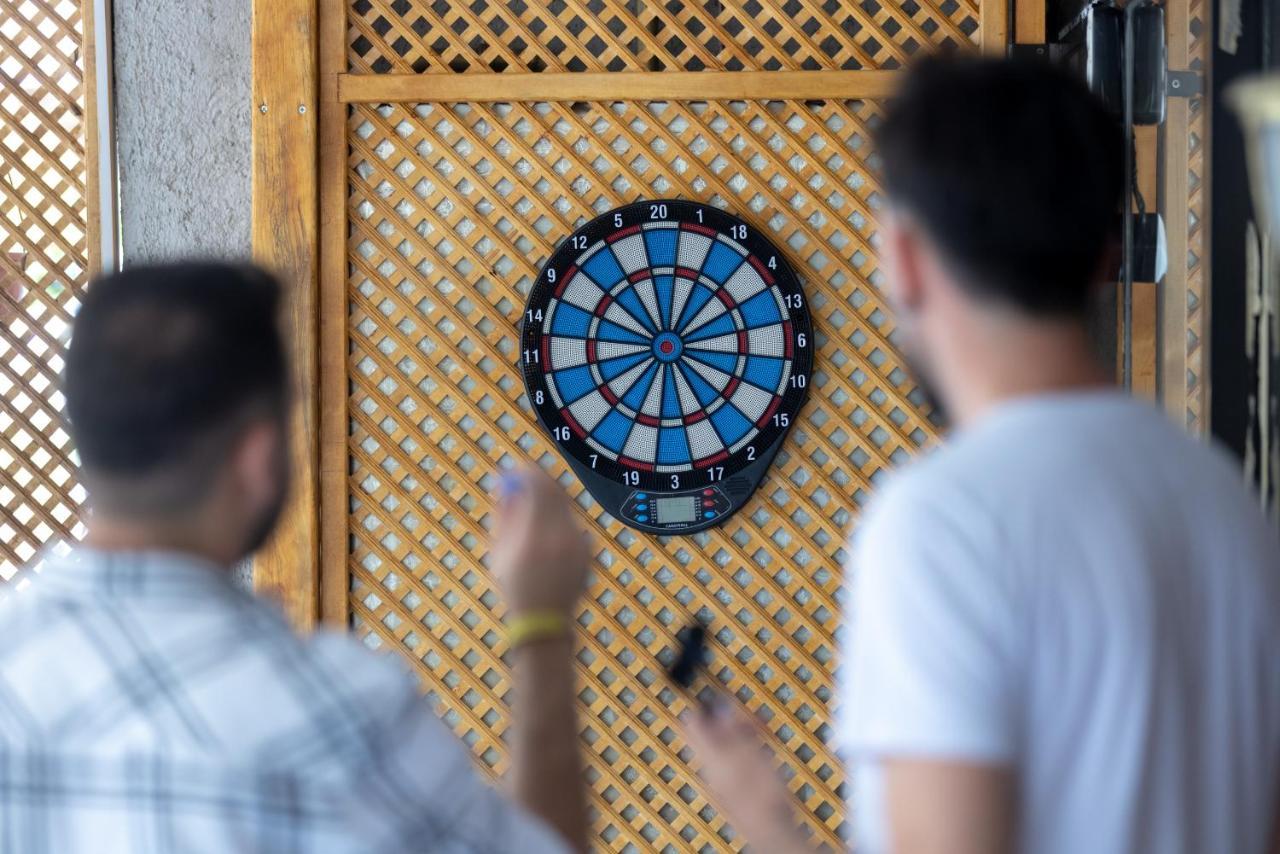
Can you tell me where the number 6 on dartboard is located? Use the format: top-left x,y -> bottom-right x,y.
520,199 -> 812,535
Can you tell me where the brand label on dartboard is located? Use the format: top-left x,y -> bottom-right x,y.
521,199 -> 812,534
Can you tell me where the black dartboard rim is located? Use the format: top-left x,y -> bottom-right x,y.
520,199 -> 812,531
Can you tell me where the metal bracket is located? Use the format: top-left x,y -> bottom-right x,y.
1167,71 -> 1203,98
1009,43 -> 1050,60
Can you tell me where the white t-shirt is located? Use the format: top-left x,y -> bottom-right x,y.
839,390 -> 1280,854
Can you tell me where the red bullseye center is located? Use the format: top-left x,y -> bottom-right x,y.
653,332 -> 683,363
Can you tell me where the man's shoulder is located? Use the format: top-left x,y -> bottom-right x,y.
174,616 -> 432,777
194,623 -> 427,774
292,628 -> 427,732
0,570 -> 425,774
859,444 -> 991,542
869,394 -> 1245,518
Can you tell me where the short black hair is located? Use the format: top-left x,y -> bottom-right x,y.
875,55 -> 1123,316
64,262 -> 287,512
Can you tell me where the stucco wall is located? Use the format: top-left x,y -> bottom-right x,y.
113,0 -> 251,263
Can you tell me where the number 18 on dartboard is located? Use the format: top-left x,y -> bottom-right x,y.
521,199 -> 812,534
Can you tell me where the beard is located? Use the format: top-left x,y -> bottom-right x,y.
898,338 -> 951,433
239,448 -> 290,559
240,483 -> 287,558
240,483 -> 287,559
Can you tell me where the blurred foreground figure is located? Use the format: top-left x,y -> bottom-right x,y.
0,263 -> 589,853
685,57 -> 1280,854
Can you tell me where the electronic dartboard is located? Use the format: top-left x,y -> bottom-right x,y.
521,199 -> 812,534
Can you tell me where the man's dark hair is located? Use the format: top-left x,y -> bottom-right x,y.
64,262 -> 288,514
875,55 -> 1123,316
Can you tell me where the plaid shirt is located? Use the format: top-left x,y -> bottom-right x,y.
0,549 -> 568,854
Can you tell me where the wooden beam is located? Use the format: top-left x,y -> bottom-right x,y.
81,0 -> 117,275
1013,0 -> 1045,44
318,0 -> 351,627
1160,0 -> 1192,422
251,0 -> 320,630
981,0 -> 1009,55
337,69 -> 901,104
1130,124 -> 1160,398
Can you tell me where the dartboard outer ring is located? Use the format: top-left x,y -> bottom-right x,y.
521,199 -> 813,534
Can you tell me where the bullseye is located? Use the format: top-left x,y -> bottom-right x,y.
652,331 -> 683,363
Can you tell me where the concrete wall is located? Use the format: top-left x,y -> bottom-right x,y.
113,0 -> 251,263
113,0 -> 254,586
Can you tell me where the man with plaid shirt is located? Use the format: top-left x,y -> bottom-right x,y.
0,263 -> 590,853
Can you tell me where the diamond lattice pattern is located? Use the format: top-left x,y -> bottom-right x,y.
345,96 -> 938,850
0,0 -> 89,592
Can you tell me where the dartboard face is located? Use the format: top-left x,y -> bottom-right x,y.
521,199 -> 812,534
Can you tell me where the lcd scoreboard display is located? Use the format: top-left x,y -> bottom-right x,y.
521,200 -> 812,534
654,496 -> 698,525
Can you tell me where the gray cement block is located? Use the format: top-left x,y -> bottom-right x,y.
113,0 -> 251,263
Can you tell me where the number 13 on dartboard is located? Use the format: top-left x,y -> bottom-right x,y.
520,199 -> 813,535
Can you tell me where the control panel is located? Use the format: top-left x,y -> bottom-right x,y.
621,486 -> 734,531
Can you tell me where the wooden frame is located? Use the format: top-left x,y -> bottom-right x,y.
318,0 -> 349,626
253,0 -> 1012,629
243,2 -> 1203,850
338,69 -> 900,103
1160,0 -> 1191,420
250,0 -> 321,628
1014,0 -> 1043,44
1158,0 -> 1209,430
257,0 -> 1205,631
82,0 -> 118,275
981,0 -> 1009,54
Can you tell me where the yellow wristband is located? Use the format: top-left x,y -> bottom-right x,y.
507,610 -> 570,649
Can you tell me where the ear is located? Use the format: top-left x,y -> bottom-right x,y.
881,210 -> 926,313
231,417 -> 287,510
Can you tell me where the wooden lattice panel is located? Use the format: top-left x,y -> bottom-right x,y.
1184,0 -> 1208,433
344,95 -> 936,851
0,0 -> 88,591
347,0 -> 980,74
